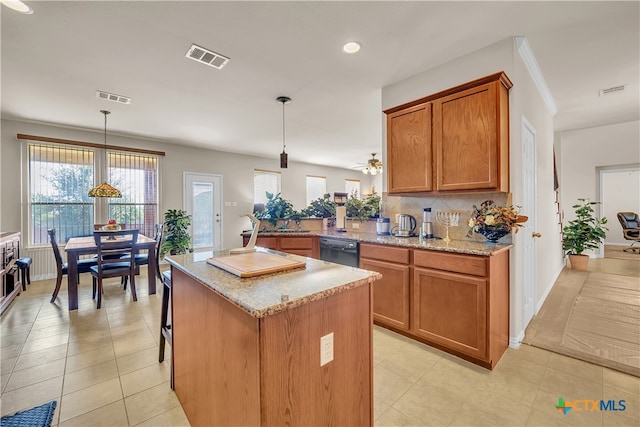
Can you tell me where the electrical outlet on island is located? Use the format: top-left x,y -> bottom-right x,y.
351,222 -> 359,230
320,332 -> 334,366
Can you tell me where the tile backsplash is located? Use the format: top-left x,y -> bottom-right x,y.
381,192 -> 510,243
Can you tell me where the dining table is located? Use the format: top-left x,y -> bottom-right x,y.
64,233 -> 157,310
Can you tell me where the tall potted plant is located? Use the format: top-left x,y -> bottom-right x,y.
562,199 -> 608,270
160,209 -> 193,258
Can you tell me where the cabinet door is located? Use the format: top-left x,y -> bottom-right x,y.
255,237 -> 278,249
433,82 -> 501,191
386,103 -> 433,193
360,258 -> 410,331
413,267 -> 487,360
279,236 -> 318,258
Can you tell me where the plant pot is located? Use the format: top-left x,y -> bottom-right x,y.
568,254 -> 589,271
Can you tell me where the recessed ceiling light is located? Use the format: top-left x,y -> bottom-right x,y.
342,41 -> 361,54
0,0 -> 33,14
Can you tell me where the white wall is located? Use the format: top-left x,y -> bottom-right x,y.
559,120 -> 640,250
601,168 -> 640,245
381,37 -> 561,345
1,118 -> 372,277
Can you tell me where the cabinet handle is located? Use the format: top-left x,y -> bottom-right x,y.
532,232 -> 542,238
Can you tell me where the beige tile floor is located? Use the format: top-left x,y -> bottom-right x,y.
2,268 -> 639,426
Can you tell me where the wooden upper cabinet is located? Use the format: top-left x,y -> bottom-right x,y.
384,72 -> 511,195
386,102 -> 433,193
433,80 -> 509,192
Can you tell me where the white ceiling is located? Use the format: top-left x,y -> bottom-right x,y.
2,1 -> 638,170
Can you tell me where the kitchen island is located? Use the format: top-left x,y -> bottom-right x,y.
165,249 -> 381,427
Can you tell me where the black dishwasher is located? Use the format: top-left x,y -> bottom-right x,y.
319,237 -> 359,267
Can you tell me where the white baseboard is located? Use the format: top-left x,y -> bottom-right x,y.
509,330 -> 525,348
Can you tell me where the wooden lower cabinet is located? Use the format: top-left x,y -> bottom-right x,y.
1,232 -> 22,315
363,242 -> 509,369
360,258 -> 410,331
243,235 -> 319,258
413,268 -> 487,360
360,243 -> 410,331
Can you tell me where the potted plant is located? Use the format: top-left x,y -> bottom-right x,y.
562,198 -> 608,270
345,190 -> 381,223
160,209 -> 193,258
254,192 -> 295,228
302,193 -> 336,229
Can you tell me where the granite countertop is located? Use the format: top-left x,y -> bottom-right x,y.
243,230 -> 512,256
165,248 -> 381,319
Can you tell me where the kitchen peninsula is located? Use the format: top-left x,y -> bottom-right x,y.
165,249 -> 381,426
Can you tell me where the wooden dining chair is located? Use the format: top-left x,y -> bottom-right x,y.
90,229 -> 139,309
121,224 -> 164,290
49,229 -> 98,303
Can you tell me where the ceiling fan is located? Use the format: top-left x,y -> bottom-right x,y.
351,153 -> 383,175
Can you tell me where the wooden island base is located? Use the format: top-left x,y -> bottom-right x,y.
172,267 -> 373,426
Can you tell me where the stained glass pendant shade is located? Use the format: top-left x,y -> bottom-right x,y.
89,110 -> 122,198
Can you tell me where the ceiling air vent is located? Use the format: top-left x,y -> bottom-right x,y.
599,84 -> 627,96
96,90 -> 131,104
185,44 -> 229,69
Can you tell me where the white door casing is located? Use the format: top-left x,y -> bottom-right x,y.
184,173 -> 223,253
521,116 -> 537,329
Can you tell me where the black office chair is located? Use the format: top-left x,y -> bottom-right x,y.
90,229 -> 139,309
617,212 -> 640,253
49,229 -> 98,303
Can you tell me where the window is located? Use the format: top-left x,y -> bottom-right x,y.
345,179 -> 361,199
107,152 -> 159,238
254,170 -> 281,206
29,144 -> 95,244
27,143 -> 159,244
306,175 -> 326,205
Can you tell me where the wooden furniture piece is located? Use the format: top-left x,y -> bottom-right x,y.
207,252 -> 306,277
64,233 -> 157,310
49,229 -> 98,304
384,71 -> 512,195
159,270 -> 173,388
121,223 -> 164,282
15,257 -> 32,291
242,234 -> 319,258
360,243 -> 410,331
1,232 -> 21,315
90,230 -> 139,309
167,250 -> 378,426
361,242 -> 510,369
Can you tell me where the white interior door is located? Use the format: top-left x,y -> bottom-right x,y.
184,173 -> 223,253
521,117 -> 537,329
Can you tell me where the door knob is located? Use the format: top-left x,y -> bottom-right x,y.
532,232 -> 542,238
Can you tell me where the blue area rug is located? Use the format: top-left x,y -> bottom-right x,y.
0,401 -> 56,427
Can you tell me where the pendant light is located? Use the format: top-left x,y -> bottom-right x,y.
276,96 -> 291,168
88,110 -> 122,198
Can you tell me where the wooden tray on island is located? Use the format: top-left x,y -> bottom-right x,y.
207,252 -> 306,278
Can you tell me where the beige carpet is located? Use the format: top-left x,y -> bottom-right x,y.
524,269 -> 640,377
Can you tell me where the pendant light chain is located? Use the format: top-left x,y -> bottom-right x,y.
103,110 -> 110,181
282,100 -> 286,153
88,110 -> 122,198
277,96 -> 291,169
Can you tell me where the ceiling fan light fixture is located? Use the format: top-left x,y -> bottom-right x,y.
362,153 -> 383,175
89,110 -> 122,198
